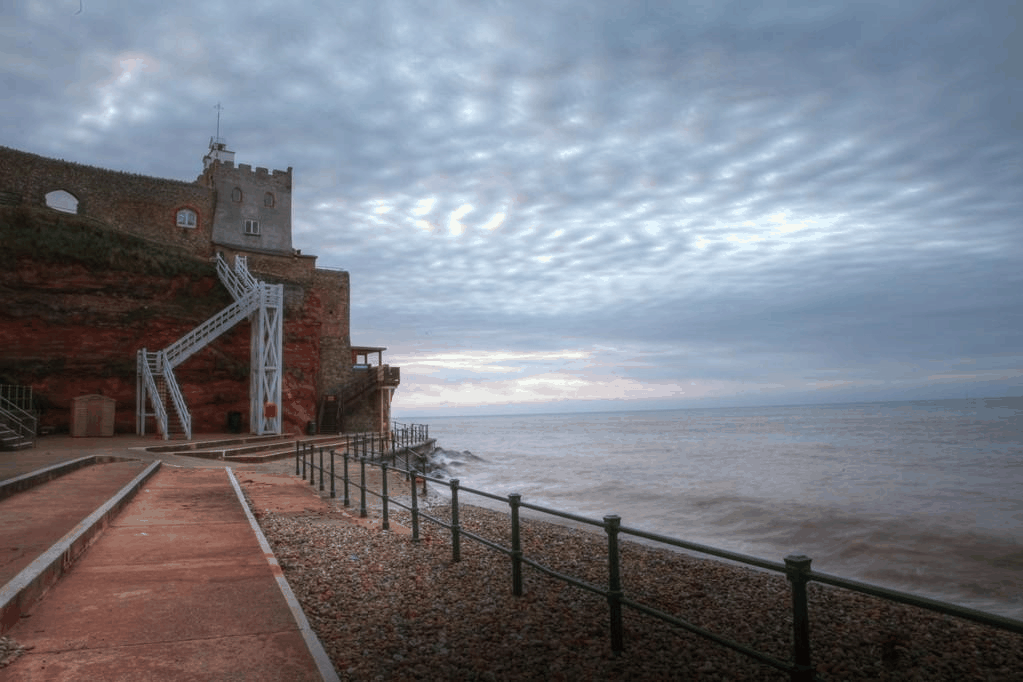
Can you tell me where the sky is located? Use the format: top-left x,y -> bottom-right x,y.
3,1 -> 1022,417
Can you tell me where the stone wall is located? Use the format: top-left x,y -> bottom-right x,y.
0,146 -> 215,256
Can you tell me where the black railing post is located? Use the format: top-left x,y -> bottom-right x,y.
301,442 -> 307,480
330,448 -> 336,499
509,493 -> 523,597
359,457 -> 368,518
343,448 -> 351,507
295,441 -> 300,476
309,443 -> 316,486
381,461 -> 390,531
319,447 -> 324,491
450,478 -> 461,562
604,514 -> 624,656
785,555 -> 815,682
410,472 -> 420,542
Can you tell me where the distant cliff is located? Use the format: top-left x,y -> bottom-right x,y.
0,204 -> 325,435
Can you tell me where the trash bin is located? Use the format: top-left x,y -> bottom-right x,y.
307,421 -> 317,435
227,411 -> 242,434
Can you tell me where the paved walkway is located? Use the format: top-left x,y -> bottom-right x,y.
0,441 -> 338,681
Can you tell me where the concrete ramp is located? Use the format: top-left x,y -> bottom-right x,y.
1,467 -> 337,681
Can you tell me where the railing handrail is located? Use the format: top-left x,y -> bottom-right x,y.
214,253 -> 245,299
163,287 -> 260,368
159,353 -> 191,440
138,350 -> 169,438
0,395 -> 37,446
294,435 -> 1023,681
0,384 -> 33,412
406,466 -> 1023,636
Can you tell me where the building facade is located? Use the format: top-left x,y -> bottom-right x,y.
0,140 -> 397,436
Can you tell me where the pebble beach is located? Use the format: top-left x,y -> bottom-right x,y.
250,474 -> 1023,682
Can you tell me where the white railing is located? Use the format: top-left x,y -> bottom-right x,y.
139,350 -> 169,438
161,355 -> 191,439
0,396 -> 37,447
234,255 -> 259,292
215,253 -> 248,300
163,287 -> 260,368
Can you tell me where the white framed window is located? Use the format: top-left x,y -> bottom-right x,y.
45,189 -> 78,214
244,219 -> 260,235
176,208 -> 197,228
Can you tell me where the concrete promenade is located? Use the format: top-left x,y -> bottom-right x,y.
0,434 -> 338,681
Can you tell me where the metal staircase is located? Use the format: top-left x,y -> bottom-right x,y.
316,365 -> 401,434
136,254 -> 283,440
0,386 -> 37,450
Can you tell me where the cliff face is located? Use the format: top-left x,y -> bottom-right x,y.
0,206 -> 320,436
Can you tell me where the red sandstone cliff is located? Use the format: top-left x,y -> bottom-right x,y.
1,205 -> 323,436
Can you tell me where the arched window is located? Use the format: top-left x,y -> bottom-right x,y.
231,187 -> 243,202
176,208 -> 198,228
45,190 -> 79,214
264,192 -> 275,207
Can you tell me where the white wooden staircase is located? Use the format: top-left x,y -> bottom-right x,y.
136,254 -> 283,440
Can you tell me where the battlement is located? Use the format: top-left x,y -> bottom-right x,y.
208,161 -> 293,191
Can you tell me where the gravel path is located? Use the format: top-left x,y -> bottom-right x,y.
252,488 -> 1023,681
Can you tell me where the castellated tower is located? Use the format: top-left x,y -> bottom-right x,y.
198,137 -> 294,254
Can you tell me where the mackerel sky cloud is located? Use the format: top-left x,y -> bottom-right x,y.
4,0 -> 1022,415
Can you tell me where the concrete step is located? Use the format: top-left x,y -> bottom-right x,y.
224,436 -> 353,463
146,433 -> 298,455
146,434 -> 363,463
0,426 -> 34,451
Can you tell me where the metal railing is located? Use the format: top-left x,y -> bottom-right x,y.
0,395 -> 37,447
391,421 -> 429,444
0,385 -> 33,412
163,287 -> 260,368
293,441 -> 1023,682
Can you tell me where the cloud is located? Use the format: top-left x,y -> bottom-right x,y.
3,0 -> 1022,414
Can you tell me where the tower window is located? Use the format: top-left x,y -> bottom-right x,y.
176,208 -> 197,228
232,187 -> 243,202
264,192 -> 275,207
244,219 -> 260,235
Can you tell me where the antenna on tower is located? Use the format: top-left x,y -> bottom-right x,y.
203,103 -> 235,170
214,102 -> 224,144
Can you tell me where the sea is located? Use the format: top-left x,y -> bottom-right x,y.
413,397 -> 1023,621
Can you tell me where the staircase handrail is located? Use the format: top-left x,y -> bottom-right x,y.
215,253 -> 249,301
163,287 -> 261,369
340,369 -> 379,411
139,351 -> 169,438
234,255 -> 259,292
159,353 -> 192,440
0,395 -> 37,446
